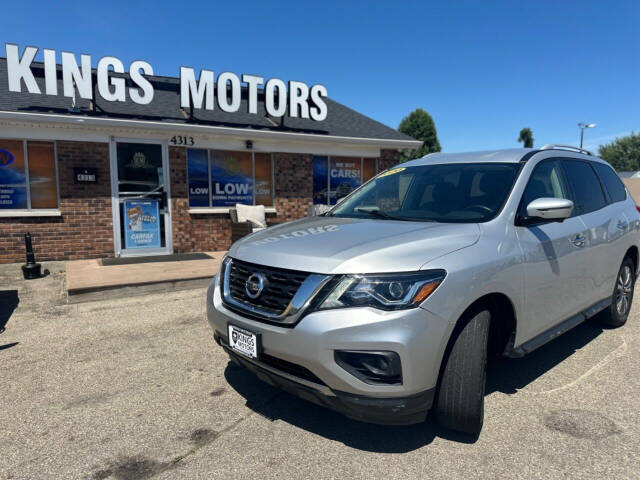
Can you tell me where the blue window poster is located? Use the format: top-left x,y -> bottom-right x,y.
329,157 -> 361,205
312,156 -> 328,205
187,148 -> 209,207
210,151 -> 253,207
123,199 -> 161,249
0,144 -> 28,209
313,156 -> 362,205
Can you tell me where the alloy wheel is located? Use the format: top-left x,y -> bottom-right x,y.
615,265 -> 633,316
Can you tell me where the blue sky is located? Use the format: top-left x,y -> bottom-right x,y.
1,0 -> 638,152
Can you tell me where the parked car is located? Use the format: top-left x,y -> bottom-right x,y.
206,145 -> 639,434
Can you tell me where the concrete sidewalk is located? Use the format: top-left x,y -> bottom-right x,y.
65,252 -> 225,302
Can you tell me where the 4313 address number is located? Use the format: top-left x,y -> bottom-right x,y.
169,135 -> 195,146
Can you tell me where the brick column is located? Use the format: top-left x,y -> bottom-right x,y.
273,152 -> 314,221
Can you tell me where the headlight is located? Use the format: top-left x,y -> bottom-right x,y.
316,270 -> 446,311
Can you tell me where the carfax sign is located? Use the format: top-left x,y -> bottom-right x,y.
123,199 -> 161,249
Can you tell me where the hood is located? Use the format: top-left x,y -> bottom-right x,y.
228,216 -> 480,274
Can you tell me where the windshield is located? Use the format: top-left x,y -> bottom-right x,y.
330,162 -> 521,223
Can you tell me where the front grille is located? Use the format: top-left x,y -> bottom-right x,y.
226,259 -> 310,315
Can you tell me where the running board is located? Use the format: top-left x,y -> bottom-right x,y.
504,298 -> 611,358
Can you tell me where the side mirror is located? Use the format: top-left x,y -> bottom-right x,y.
526,197 -> 573,222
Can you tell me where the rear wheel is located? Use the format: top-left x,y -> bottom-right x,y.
598,256 -> 635,328
433,306 -> 490,435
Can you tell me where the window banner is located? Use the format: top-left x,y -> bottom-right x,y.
210,151 -> 253,207
312,156 -> 328,205
27,141 -> 58,209
0,185 -> 27,209
329,157 -> 361,205
254,153 -> 273,206
0,142 -> 28,209
123,199 -> 161,249
187,148 -> 209,207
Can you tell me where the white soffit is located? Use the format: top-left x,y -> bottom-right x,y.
0,110 -> 420,157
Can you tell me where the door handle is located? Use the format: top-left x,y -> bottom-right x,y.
571,233 -> 586,247
617,220 -> 628,230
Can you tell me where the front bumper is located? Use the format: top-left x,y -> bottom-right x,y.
216,331 -> 434,425
207,278 -> 451,424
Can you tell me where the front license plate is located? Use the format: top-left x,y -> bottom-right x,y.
228,324 -> 259,359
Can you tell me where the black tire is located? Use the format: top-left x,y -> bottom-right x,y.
598,256 -> 635,328
433,307 -> 490,435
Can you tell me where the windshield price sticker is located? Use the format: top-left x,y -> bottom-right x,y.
377,167 -> 406,178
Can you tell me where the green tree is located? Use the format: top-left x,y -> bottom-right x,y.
517,127 -> 534,148
398,108 -> 441,160
599,132 -> 640,172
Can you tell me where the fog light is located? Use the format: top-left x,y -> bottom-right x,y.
334,350 -> 402,385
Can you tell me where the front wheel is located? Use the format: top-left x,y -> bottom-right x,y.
433,306 -> 490,435
598,256 -> 635,328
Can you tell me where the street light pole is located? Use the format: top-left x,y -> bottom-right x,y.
578,122 -> 596,149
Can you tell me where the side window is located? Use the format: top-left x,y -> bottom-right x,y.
561,159 -> 607,215
593,162 -> 627,203
519,160 -> 567,217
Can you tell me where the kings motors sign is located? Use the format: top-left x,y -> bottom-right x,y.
4,43 -> 328,121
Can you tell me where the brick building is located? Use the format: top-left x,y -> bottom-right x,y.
0,56 -> 419,263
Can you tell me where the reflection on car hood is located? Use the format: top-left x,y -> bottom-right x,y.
228,216 -> 480,274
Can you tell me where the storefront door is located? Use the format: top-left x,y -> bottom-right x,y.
109,138 -> 172,256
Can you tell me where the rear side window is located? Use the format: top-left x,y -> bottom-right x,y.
593,163 -> 627,203
561,159 -> 607,215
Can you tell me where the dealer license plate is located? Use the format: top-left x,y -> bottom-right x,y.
228,324 -> 259,359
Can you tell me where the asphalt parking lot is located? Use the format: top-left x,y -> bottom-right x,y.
1,263 -> 639,480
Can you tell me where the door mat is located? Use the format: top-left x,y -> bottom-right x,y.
101,253 -> 213,266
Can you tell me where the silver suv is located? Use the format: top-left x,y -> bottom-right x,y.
206,145 -> 639,434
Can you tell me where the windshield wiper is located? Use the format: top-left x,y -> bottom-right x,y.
354,207 -> 404,220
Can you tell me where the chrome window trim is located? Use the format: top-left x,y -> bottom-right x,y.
221,257 -> 332,324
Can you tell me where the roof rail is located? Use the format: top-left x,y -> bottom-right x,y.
539,144 -> 593,156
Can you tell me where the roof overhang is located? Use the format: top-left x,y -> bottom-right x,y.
0,110 -> 422,150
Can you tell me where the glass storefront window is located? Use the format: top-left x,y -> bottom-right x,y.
312,156 -> 329,205
116,142 -> 164,193
27,142 -> 58,209
329,156 -> 361,205
313,156 -> 379,205
254,153 -> 273,206
362,158 -> 377,182
187,149 -> 273,208
211,150 -> 253,207
187,149 -> 209,207
0,139 -> 58,210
